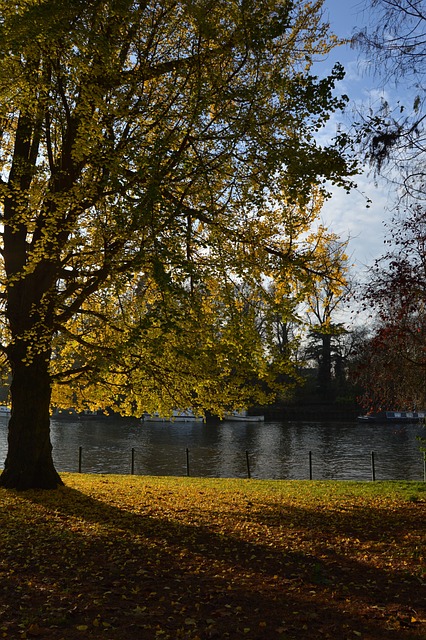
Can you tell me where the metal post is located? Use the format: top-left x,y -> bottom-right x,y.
78,446 -> 82,473
423,452 -> 426,482
186,447 -> 190,476
309,451 -> 313,480
246,450 -> 251,479
371,451 -> 376,481
131,448 -> 135,475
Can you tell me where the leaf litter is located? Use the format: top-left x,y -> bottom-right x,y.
0,475 -> 424,639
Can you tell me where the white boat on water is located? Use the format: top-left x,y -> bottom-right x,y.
0,405 -> 11,417
143,409 -> 203,424
357,410 -> 426,423
223,410 -> 264,422
385,410 -> 426,421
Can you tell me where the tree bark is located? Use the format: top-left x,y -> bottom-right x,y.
318,333 -> 332,397
0,350 -> 63,490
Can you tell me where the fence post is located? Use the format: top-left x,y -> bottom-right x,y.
78,446 -> 82,473
309,451 -> 313,480
423,452 -> 426,482
371,451 -> 376,481
245,450 -> 251,479
131,448 -> 135,475
186,448 -> 190,476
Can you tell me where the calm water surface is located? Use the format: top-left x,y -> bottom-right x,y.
0,416 -> 425,480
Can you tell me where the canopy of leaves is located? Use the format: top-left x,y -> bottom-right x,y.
0,0 -> 356,416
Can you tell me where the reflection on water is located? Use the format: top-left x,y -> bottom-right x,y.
0,416 -> 424,480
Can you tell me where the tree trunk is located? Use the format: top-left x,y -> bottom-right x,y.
0,352 -> 63,490
318,334 -> 332,397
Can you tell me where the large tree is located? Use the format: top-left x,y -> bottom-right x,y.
0,0 -> 355,489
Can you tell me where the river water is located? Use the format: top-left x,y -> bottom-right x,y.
0,416 -> 425,481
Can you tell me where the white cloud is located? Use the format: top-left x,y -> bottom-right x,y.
320,172 -> 396,278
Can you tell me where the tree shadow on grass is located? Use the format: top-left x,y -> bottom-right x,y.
0,482 -> 424,639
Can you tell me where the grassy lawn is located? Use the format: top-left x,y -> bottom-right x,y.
0,475 -> 425,639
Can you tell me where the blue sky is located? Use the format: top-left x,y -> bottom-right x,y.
316,0 -> 397,279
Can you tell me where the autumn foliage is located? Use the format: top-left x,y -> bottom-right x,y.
355,205 -> 426,412
0,0 -> 356,488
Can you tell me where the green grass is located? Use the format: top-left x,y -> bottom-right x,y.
0,475 -> 425,639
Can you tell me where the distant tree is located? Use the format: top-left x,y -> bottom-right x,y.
355,204 -> 426,409
353,1 -> 426,425
303,237 -> 350,397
